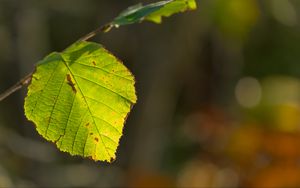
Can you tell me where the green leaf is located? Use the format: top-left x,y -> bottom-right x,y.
24,41 -> 137,162
112,0 -> 197,26
146,0 -> 197,23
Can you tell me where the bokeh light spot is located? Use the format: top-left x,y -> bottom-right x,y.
235,77 -> 262,108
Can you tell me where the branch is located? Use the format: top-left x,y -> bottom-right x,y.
0,23 -> 114,102
0,0 -> 196,101
78,23 -> 113,42
0,72 -> 33,102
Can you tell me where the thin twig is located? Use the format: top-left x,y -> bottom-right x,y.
0,22 -> 115,102
78,23 -> 113,42
0,71 -> 33,102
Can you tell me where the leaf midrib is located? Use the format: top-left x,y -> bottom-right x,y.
62,59 -> 113,160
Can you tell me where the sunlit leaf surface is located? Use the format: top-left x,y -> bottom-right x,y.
24,41 -> 137,162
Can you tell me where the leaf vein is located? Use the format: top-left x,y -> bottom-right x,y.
62,61 -> 112,159
30,62 -> 60,117
85,95 -> 124,117
45,75 -> 66,137
72,110 -> 89,153
73,74 -> 131,102
60,91 -> 77,147
92,115 -> 121,135
76,62 -> 132,81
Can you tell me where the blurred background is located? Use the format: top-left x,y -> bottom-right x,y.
1,0 -> 300,187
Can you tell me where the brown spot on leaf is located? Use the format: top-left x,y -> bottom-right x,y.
92,61 -> 96,66
85,123 -> 90,127
66,74 -> 77,93
94,137 -> 99,142
32,75 -> 39,80
110,157 -> 115,163
90,133 -> 93,136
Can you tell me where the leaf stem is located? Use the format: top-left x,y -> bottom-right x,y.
0,71 -> 33,102
78,23 -> 114,42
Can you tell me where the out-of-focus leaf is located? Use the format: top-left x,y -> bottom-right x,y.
213,0 -> 259,41
112,0 -> 197,26
146,0 -> 197,23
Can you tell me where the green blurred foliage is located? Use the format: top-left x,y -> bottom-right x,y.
1,0 -> 300,187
